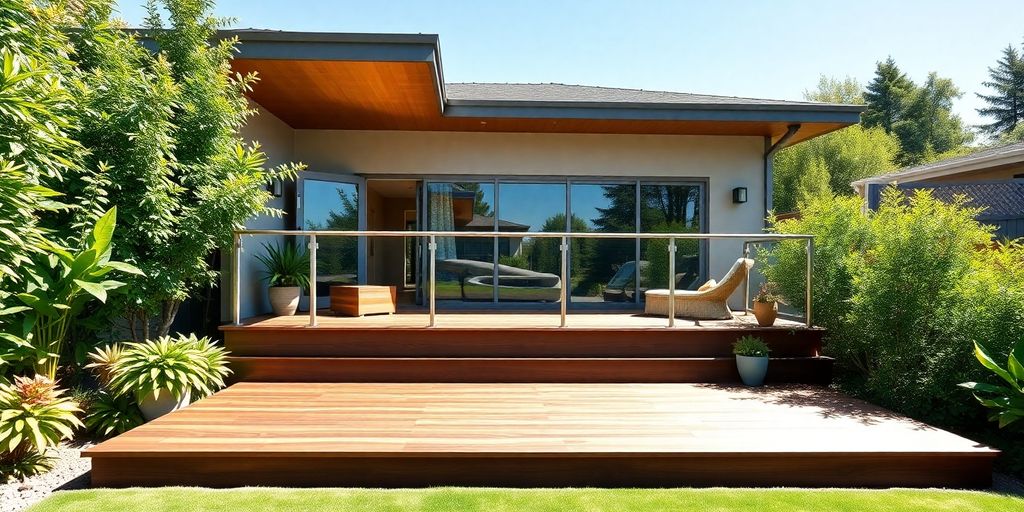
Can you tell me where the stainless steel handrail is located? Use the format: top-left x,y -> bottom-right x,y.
233,230 -> 814,329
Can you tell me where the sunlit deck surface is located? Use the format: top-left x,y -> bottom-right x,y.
225,309 -> 807,330
84,382 -> 997,488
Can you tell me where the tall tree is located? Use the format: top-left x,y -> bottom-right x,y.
976,42 -> 1024,137
894,72 -> 974,165
805,75 -> 864,104
862,57 -> 915,134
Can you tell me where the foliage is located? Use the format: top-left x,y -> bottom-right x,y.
773,117 -> 900,213
862,57 -> 916,135
960,340 -> 1024,428
892,72 -> 974,166
976,42 -> 1024,137
759,190 -> 1024,434
108,334 -> 231,402
752,282 -> 784,304
0,375 -> 82,480
84,391 -> 144,437
804,75 -> 865,104
60,0 -> 304,341
255,242 -> 310,288
6,209 -> 142,379
84,343 -> 125,387
732,335 -> 770,358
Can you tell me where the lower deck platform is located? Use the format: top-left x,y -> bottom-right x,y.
84,382 -> 997,488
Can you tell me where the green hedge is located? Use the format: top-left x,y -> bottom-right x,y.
760,189 -> 1024,473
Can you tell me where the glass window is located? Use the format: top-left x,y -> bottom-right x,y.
496,183 -> 566,302
303,179 -> 359,296
639,183 -> 703,297
569,183 -> 636,304
427,182 -> 495,302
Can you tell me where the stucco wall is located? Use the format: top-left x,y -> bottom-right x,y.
292,129 -> 767,306
224,105 -> 296,320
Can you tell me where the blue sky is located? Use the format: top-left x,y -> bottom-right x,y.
115,0 -> 1023,129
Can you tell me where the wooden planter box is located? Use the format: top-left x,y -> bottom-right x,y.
330,285 -> 397,317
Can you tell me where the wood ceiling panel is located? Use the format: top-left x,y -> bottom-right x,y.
231,59 -> 847,142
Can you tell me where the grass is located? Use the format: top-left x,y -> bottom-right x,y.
27,488 -> 1024,512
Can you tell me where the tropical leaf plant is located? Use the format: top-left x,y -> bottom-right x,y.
254,241 -> 310,288
0,375 -> 82,480
84,391 -> 144,437
960,340 -> 1024,428
108,334 -> 231,402
85,343 -> 125,386
11,207 -> 143,379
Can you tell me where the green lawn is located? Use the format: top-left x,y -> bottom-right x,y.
27,488 -> 1024,512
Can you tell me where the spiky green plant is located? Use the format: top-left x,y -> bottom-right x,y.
960,340 -> 1024,428
254,242 -> 310,288
109,334 -> 231,402
85,391 -> 144,437
0,375 -> 82,479
733,335 -> 771,358
85,343 -> 125,386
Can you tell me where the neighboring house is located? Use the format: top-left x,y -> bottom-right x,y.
852,141 -> 1024,239
225,30 -> 862,319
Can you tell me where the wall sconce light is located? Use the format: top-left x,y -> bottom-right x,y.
732,187 -> 748,204
269,178 -> 283,198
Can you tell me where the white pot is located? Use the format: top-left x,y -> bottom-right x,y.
736,355 -> 769,387
138,389 -> 191,421
269,286 -> 300,316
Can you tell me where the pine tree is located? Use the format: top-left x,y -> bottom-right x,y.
862,57 -> 915,134
976,43 -> 1024,136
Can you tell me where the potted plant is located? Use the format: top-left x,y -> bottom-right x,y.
255,241 -> 310,316
752,282 -> 785,327
108,334 -> 232,421
733,335 -> 771,386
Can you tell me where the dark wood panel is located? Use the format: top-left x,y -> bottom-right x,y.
90,453 -> 993,489
226,356 -> 833,384
224,327 -> 823,358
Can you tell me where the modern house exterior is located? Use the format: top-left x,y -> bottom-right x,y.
852,141 -> 1024,239
226,30 -> 863,319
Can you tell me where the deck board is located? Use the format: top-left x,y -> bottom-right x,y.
86,383 -> 993,457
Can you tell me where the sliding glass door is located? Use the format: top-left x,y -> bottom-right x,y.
422,177 -> 705,308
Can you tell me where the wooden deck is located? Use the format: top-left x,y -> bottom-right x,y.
220,311 -> 831,384
85,382 -> 997,488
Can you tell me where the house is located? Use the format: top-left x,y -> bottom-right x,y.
852,141 -> 1024,239
225,30 -> 863,319
85,30 -> 1001,490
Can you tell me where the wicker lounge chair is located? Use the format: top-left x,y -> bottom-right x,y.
644,258 -> 754,320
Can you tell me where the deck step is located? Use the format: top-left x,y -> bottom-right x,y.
224,328 -> 824,358
227,356 -> 833,384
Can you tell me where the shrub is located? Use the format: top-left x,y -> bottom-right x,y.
733,335 -> 770,357
108,334 -> 231,402
0,376 -> 82,480
84,391 -> 144,437
753,282 -> 785,304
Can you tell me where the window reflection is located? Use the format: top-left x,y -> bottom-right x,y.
496,183 -> 566,302
569,183 -> 636,303
303,180 -> 359,297
427,182 -> 495,301
639,184 -> 702,297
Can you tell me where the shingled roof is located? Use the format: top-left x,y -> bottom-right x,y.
444,83 -> 847,109
902,180 -> 1024,220
853,141 -> 1024,187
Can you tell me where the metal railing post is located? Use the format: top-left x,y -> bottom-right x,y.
805,237 -> 814,327
232,233 -> 241,326
742,241 -> 750,315
308,234 -> 318,327
667,237 -> 676,328
428,235 -> 437,327
560,236 -> 568,328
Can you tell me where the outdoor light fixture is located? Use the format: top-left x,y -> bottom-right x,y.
732,187 -> 748,204
269,178 -> 283,198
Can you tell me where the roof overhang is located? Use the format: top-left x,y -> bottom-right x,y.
851,143 -> 1024,196
215,30 -> 862,144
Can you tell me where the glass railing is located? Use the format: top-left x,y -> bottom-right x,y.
231,230 -> 814,328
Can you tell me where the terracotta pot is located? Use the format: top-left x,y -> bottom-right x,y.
752,300 -> 778,327
138,389 -> 190,421
736,355 -> 769,386
269,286 -> 300,316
